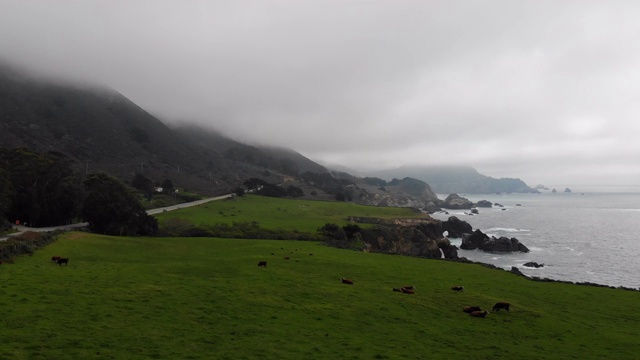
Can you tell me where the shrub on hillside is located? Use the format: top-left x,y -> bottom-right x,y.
159,219 -> 319,240
318,223 -> 346,240
176,192 -> 201,202
0,230 -> 59,262
82,172 -> 158,236
286,185 -> 304,197
256,184 -> 287,197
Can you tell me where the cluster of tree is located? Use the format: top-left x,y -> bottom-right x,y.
83,173 -> 157,236
242,178 -> 304,198
0,148 -> 82,227
131,173 -> 176,199
317,223 -> 365,248
0,147 -> 157,236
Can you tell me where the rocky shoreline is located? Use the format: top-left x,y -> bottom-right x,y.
431,193 -> 639,291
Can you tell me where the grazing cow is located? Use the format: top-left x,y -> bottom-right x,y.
309,253 -> 313,256
341,278 -> 354,285
57,258 -> 69,266
463,306 -> 481,313
470,310 -> 488,318
392,287 -> 403,292
401,288 -> 415,294
451,285 -> 464,291
51,256 -> 61,262
402,285 -> 416,290
284,256 -> 290,260
258,261 -> 267,267
492,302 -> 511,312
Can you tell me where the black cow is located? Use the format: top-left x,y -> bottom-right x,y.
470,310 -> 488,318
463,306 -> 481,313
451,285 -> 464,291
341,278 -> 354,285
57,258 -> 69,266
492,302 -> 511,312
258,261 -> 267,267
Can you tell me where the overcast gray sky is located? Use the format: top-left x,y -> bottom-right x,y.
2,0 -> 639,189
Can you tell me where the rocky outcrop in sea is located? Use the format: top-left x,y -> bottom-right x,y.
523,261 -> 544,268
442,194 -> 474,209
461,229 -> 530,253
475,200 -> 493,208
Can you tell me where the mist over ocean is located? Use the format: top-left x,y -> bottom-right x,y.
430,189 -> 640,289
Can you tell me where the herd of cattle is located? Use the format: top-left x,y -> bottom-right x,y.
45,247 -> 512,318
258,251 -> 512,319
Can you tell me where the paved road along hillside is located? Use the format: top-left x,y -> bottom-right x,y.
0,194 -> 233,242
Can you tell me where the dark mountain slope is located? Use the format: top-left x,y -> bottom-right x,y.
0,63 -> 274,194
258,146 -> 328,174
0,62 -> 464,209
173,124 -> 328,176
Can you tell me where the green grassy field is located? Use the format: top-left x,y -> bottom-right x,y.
154,194 -> 425,233
1,232 -> 639,359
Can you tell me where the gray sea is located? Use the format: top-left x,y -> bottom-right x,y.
430,188 -> 640,289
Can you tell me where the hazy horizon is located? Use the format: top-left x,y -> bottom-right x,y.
2,1 -> 640,188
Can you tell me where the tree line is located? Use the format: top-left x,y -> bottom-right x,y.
0,147 -> 157,235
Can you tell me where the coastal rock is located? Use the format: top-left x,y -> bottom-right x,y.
442,194 -> 474,209
423,201 -> 441,213
523,261 -> 544,268
441,216 -> 473,238
436,237 -> 459,260
475,200 -> 493,208
461,229 -> 530,253
460,229 -> 489,250
470,208 -> 479,214
484,236 -> 530,253
564,188 -> 572,193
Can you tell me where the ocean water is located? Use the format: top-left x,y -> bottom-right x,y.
430,190 -> 640,289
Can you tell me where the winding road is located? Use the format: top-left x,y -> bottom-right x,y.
0,193 -> 233,241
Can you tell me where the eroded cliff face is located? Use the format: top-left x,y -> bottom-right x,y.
351,216 -> 470,260
351,190 -> 438,209
347,177 -> 441,211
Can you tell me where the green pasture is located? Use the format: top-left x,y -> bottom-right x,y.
1,233 -> 639,359
154,194 -> 425,232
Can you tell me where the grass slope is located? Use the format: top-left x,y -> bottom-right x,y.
154,194 -> 426,232
1,233 -> 639,359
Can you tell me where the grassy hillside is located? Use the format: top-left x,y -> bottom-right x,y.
154,194 -> 426,233
1,232 -> 639,359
